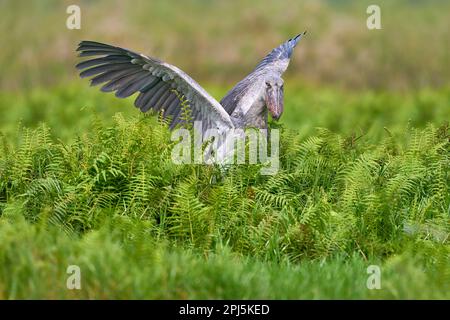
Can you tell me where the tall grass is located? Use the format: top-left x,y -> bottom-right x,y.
0,0 -> 449,299
0,85 -> 448,298
0,215 -> 448,299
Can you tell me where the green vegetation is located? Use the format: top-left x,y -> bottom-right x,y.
1,0 -> 449,90
0,84 -> 448,299
0,0 -> 448,300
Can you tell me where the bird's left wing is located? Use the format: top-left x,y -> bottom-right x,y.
76,41 -> 234,131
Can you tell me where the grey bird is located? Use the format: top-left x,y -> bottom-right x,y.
76,32 -> 306,135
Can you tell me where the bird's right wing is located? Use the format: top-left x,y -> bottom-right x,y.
76,41 -> 234,131
221,32 -> 306,115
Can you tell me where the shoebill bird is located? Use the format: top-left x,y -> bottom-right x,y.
76,31 -> 305,128
76,32 -> 305,163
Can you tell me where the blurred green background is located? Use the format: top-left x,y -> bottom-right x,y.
1,0 -> 450,90
0,0 -> 449,299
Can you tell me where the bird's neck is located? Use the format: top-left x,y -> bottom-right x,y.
245,108 -> 268,129
231,96 -> 268,129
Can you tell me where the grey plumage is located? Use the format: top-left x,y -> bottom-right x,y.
76,32 -> 305,135
116,73 -> 151,98
153,90 -> 173,111
75,55 -> 130,70
164,96 -> 181,118
221,32 -> 306,120
101,70 -> 144,93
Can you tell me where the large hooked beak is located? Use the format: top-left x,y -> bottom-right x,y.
265,85 -> 284,120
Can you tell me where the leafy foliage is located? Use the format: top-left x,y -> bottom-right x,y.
1,114 -> 448,259
0,85 -> 448,299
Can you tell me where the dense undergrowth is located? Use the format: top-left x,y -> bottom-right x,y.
1,0 -> 449,301
0,85 -> 448,298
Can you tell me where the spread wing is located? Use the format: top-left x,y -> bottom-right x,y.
76,41 -> 234,131
220,32 -> 306,115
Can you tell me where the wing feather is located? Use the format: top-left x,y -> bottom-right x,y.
116,72 -> 153,98
77,41 -> 233,132
76,55 -> 130,70
139,81 -> 166,111
91,68 -> 138,86
100,70 -> 144,93
153,90 -> 173,111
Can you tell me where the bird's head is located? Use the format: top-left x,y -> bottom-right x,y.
264,75 -> 284,121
